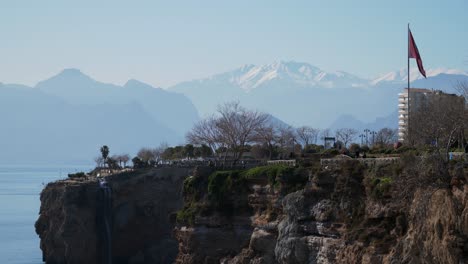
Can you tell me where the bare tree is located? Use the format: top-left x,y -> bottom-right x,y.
121,154 -> 130,167
186,116 -> 223,154
137,148 -> 156,165
111,155 -> 122,167
335,128 -> 358,148
216,102 -> 269,160
187,102 -> 268,162
320,128 -> 331,145
151,147 -> 164,164
296,126 -> 319,146
411,91 -> 465,160
455,81 -> 468,101
277,125 -> 296,157
94,156 -> 104,168
254,120 -> 280,159
375,128 -> 398,146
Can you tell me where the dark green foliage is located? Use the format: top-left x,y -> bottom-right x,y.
393,145 -> 417,154
304,144 -> 324,154
349,143 -> 361,157
100,145 -> 109,160
277,166 -> 309,193
360,145 -> 370,153
242,165 -> 286,186
131,156 -> 147,169
163,144 -> 213,160
369,177 -> 393,199
176,203 -> 198,226
68,172 -> 86,178
208,171 -> 245,202
321,148 -> 339,155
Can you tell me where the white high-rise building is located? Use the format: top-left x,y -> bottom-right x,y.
398,88 -> 464,142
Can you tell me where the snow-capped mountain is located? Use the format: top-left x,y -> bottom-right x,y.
170,61 -> 468,129
371,67 -> 468,85
193,61 -> 368,92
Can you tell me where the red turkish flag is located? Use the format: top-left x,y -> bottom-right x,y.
408,29 -> 426,78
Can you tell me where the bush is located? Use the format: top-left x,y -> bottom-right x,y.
304,144 -> 324,154
68,172 -> 86,178
208,171 -> 236,201
321,148 -> 339,156
176,203 -> 198,226
369,176 -> 393,199
277,166 -> 308,193
393,146 -> 416,154
243,165 -> 288,186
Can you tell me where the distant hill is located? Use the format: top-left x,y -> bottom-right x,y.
0,70 -> 200,165
328,111 -> 398,132
36,69 -> 199,134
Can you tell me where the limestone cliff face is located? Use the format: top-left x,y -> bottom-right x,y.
174,159 -> 468,264
35,160 -> 468,264
35,168 -> 191,264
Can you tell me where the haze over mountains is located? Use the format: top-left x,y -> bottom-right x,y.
1,61 -> 467,164
170,61 -> 468,128
0,69 -> 198,165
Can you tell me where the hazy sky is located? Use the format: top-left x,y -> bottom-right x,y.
0,0 -> 466,88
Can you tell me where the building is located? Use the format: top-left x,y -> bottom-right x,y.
398,88 -> 465,142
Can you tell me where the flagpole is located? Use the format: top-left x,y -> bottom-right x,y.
407,23 -> 410,143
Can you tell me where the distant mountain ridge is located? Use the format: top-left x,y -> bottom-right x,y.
1,63 -> 467,164
170,61 -> 468,129
371,68 -> 468,85
36,68 -> 199,133
0,70 -> 199,164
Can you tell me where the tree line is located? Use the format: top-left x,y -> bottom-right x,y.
186,102 -> 398,162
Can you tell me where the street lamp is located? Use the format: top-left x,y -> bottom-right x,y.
364,129 -> 370,146
359,134 -> 365,146
370,131 -> 377,146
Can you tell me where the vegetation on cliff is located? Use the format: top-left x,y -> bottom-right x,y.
175,154 -> 467,263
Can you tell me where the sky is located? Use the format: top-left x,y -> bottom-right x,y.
0,0 -> 466,88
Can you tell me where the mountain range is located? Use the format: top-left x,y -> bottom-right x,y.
170,61 -> 468,129
0,70 -> 198,165
1,61 -> 467,164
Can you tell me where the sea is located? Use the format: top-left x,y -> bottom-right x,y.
0,165 -> 92,264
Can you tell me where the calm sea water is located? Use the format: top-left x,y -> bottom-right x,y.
0,165 -> 92,264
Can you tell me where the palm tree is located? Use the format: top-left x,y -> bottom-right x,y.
100,145 -> 109,167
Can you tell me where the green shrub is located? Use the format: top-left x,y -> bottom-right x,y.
68,172 -> 86,178
321,148 -> 339,156
277,166 -> 308,193
304,144 -> 324,153
176,203 -> 198,226
207,171 -> 236,201
370,176 -> 393,199
243,165 -> 288,186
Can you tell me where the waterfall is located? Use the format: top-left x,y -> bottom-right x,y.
98,179 -> 112,264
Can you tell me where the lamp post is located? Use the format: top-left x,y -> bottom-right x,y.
364,129 -> 370,146
370,131 -> 377,146
359,134 -> 365,146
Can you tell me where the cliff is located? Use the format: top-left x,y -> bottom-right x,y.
174,157 -> 468,264
35,168 -> 191,264
35,156 -> 468,264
